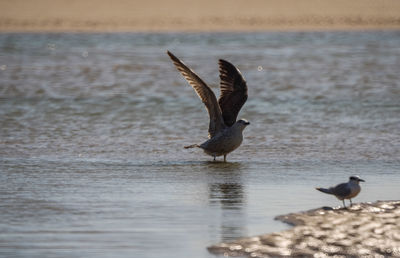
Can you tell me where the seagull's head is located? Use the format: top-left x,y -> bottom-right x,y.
235,119 -> 250,131
349,176 -> 365,183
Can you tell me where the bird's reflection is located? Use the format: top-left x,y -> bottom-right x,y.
206,162 -> 246,242
209,183 -> 243,207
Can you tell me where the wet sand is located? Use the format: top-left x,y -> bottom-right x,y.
1,0 -> 400,32
208,201 -> 400,257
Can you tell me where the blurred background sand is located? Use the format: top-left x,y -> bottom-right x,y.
1,0 -> 400,32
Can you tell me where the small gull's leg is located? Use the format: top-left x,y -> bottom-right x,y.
342,200 -> 346,208
213,155 -> 216,161
224,154 -> 227,162
350,199 -> 353,207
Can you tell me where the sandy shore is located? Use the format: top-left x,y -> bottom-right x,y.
208,200 -> 400,257
1,0 -> 400,32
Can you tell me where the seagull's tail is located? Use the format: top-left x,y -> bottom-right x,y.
184,144 -> 200,149
316,187 -> 333,195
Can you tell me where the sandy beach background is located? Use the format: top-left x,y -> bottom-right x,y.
1,0 -> 400,32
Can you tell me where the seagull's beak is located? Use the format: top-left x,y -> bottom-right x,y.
245,121 -> 250,125
359,178 -> 365,182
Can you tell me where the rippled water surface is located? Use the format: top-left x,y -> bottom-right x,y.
1,32 -> 400,257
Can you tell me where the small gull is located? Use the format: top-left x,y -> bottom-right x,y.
316,176 -> 365,208
167,51 -> 250,162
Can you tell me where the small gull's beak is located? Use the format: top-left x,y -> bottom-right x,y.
359,178 -> 365,182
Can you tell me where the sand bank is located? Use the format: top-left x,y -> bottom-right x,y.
1,0 -> 400,32
209,201 -> 400,257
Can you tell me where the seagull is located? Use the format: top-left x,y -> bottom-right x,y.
167,51 -> 250,162
316,176 -> 365,208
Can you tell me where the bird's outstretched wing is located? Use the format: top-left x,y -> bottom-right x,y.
167,51 -> 226,138
218,59 -> 248,127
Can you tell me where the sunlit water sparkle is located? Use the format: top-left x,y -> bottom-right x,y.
1,32 -> 399,258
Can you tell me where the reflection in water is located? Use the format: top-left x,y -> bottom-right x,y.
209,183 -> 243,208
1,32 -> 399,258
206,162 -> 246,241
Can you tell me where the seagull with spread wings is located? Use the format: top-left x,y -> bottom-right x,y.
167,51 -> 250,162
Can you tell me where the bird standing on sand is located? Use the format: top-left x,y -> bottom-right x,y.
167,51 -> 250,162
316,176 -> 365,208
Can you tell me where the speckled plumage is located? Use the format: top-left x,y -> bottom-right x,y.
167,51 -> 250,162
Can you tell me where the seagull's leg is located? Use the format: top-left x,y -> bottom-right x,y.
342,200 -> 346,208
223,154 -> 227,162
350,199 -> 353,207
213,155 -> 216,161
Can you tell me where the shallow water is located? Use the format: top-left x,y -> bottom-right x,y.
1,32 -> 400,258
